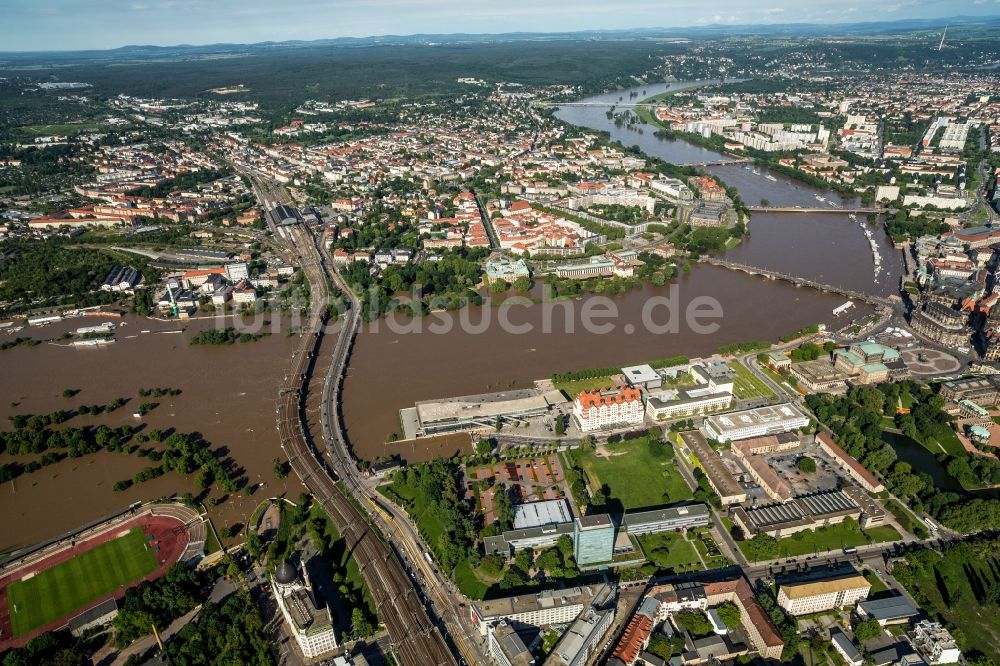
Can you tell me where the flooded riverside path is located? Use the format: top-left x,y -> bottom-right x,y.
342,80 -> 901,462
0,314 -> 304,553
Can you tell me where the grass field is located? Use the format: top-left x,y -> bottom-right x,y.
575,438 -> 693,510
739,521 -> 901,560
7,528 -> 157,636
553,375 -> 617,397
639,531 -> 703,573
730,361 -> 775,400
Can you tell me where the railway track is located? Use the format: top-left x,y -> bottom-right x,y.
274,223 -> 455,666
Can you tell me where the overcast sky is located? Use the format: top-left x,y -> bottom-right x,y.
1,0 -> 991,52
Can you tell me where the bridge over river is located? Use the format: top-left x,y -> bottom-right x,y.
699,257 -> 897,309
748,206 -> 888,214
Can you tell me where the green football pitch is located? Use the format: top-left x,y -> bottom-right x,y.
6,527 -> 158,636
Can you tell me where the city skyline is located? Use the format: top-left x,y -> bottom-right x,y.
0,0 -> 991,52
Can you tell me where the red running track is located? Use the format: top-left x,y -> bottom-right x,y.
0,512 -> 189,651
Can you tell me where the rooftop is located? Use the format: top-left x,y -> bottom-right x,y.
780,574 -> 870,600
513,499 -> 573,530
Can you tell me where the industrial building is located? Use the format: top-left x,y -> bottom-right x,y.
731,488 -> 875,538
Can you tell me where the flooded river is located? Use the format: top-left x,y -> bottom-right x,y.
2,80 -> 906,550
0,314 -> 303,552
342,80 -> 902,462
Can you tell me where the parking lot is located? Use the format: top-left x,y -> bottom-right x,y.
764,441 -> 841,496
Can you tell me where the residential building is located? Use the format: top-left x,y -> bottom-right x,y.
910,621 -> 962,665
776,573 -> 871,616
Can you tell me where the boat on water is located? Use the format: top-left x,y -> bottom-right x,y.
765,174 -> 777,182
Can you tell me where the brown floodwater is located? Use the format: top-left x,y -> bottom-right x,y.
342,264 -> 874,463
0,313 -> 304,553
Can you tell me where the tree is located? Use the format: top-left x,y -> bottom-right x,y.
676,610 -> 713,636
489,279 -> 509,294
554,415 -> 566,436
854,618 -> 881,642
717,601 -> 742,629
513,276 -> 532,292
245,531 -> 263,560
476,439 -> 493,456
797,456 -> 817,473
494,487 -> 515,530
272,457 -> 288,479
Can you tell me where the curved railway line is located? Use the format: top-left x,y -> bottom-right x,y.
274,223 -> 455,666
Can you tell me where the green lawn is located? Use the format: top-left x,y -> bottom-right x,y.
553,375 -> 617,397
576,438 -> 694,510
739,521 -> 901,560
639,531 -> 703,573
863,569 -> 889,595
453,559 -> 491,600
730,361 -> 775,400
7,528 -> 157,636
884,499 -> 929,539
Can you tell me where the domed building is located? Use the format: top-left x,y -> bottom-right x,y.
270,555 -> 337,659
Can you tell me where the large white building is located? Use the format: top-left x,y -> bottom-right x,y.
646,364 -> 734,420
572,386 -> 644,432
470,586 -> 606,635
776,574 -> 870,616
704,404 -> 810,443
271,559 -> 338,659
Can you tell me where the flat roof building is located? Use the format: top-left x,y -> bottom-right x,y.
471,585 -> 604,635
704,404 -> 810,443
574,515 -> 616,567
622,364 -> 663,389
411,388 -> 564,436
622,504 -> 710,535
513,499 -> 573,530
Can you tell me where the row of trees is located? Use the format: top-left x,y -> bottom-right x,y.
806,382 -> 1000,533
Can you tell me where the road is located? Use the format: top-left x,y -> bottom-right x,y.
247,169 -> 456,666
315,239 -> 488,666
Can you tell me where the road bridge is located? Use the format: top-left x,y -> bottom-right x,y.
748,206 -> 887,214
699,256 -> 895,309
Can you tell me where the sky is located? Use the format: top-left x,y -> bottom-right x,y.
1,0 -> 993,52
